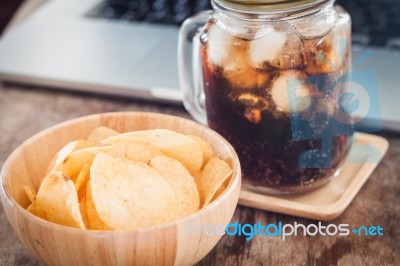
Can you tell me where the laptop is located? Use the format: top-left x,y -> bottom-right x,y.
0,0 -> 399,131
0,0 -> 201,103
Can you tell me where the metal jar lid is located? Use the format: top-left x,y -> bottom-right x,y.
214,0 -> 331,13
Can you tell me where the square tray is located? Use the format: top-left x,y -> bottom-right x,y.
238,133 -> 389,221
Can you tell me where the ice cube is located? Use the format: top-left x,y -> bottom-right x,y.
247,25 -> 305,70
207,23 -> 247,68
270,71 -> 312,113
332,6 -> 352,70
244,109 -> 262,124
227,68 -> 270,89
223,43 -> 251,77
304,37 -> 333,75
247,27 -> 287,69
207,23 -> 232,66
290,7 -> 335,39
269,24 -> 306,70
238,93 -> 263,105
237,93 -> 269,123
206,22 -> 254,84
223,17 -> 258,40
304,6 -> 351,76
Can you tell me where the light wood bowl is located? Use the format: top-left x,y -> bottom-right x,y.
0,112 -> 241,266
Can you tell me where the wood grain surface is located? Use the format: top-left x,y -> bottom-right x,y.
1,81 -> 399,266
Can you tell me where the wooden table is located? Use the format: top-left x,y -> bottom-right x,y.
1,1 -> 399,265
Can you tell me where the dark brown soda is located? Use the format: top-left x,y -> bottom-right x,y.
201,41 -> 353,192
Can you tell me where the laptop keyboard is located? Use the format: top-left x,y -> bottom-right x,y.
338,0 -> 400,48
86,0 -> 400,49
86,0 -> 211,25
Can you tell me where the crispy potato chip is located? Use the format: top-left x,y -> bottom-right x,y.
55,141 -> 162,182
79,196 -> 90,229
56,146 -> 104,180
188,135 -> 213,167
212,176 -> 231,201
212,184 -> 226,201
87,126 -> 119,142
75,162 -> 90,192
29,127 -> 232,230
75,163 -> 90,202
108,142 -> 163,164
36,171 -> 85,229
23,185 -> 36,203
77,183 -> 87,203
56,143 -> 163,181
47,140 -> 95,173
102,129 -> 203,174
85,183 -> 110,230
90,153 -> 177,229
27,201 -> 38,216
195,157 -> 233,207
149,155 -> 199,218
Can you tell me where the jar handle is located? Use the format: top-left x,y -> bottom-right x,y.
178,11 -> 212,125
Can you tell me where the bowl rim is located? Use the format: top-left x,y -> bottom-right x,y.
1,111 -> 241,234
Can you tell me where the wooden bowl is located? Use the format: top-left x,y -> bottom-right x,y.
0,112 -> 241,266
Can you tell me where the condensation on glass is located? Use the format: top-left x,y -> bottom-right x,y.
179,0 -> 354,194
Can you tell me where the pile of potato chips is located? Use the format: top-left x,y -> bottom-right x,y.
24,127 -> 233,230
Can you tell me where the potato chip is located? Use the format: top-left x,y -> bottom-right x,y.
188,135 -> 213,167
75,162 -> 90,192
212,184 -> 226,201
28,126 -> 233,230
79,196 -> 90,229
27,202 -> 38,216
102,129 -> 203,174
47,140 -> 95,173
195,157 -> 233,207
36,171 -> 86,229
212,175 -> 231,201
55,141 -> 162,182
149,155 -> 200,218
23,185 -> 36,203
85,183 -> 110,230
77,183 -> 87,203
75,162 -> 91,203
24,186 -> 38,215
89,153 -> 177,229
87,126 -> 119,142
109,142 -> 163,164
56,146 -> 104,180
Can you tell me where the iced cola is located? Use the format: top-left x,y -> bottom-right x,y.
200,7 -> 353,193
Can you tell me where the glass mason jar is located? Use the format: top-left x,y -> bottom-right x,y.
178,0 -> 354,194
